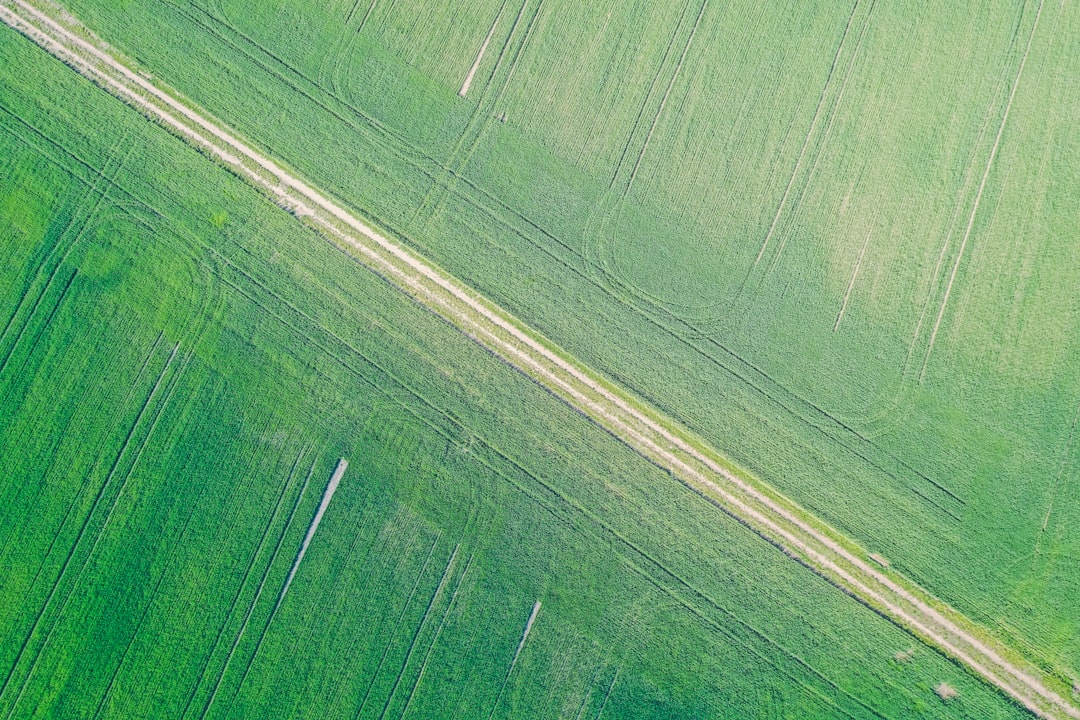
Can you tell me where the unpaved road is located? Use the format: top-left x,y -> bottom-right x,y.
2,1 -> 1076,717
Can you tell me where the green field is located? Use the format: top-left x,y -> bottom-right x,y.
1,0 -> 1078,717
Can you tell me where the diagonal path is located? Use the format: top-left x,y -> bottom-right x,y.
1,1 -> 1076,717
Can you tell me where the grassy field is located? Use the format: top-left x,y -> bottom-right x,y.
42,0 -> 1080,683
2,0 -> 1079,716
0,19 -> 1046,719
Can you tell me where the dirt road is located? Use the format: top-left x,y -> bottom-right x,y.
2,1 -> 1075,716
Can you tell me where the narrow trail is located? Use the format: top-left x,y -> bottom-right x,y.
1,1 -> 1076,717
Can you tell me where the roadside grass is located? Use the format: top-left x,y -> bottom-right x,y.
0,20 -> 1044,718
46,0 -> 1080,681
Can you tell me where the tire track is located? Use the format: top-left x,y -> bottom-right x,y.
375,544 -> 461,720
623,0 -> 707,198
352,534 -> 441,720
582,0 -> 707,294
459,1 -> 506,98
415,0 -> 543,226
397,553 -> 473,720
207,230 -> 899,718
606,0 -> 697,194
834,223 -> 874,332
0,131 -> 129,380
919,0 -> 1045,381
486,599 -> 541,720
87,441 -> 219,720
172,414 -> 290,720
0,341 -> 182,720
192,449 -> 313,720
751,0 -> 865,269
353,0 -> 377,34
767,0 -> 876,275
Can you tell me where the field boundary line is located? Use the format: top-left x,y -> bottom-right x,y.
2,2 -> 1075,717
